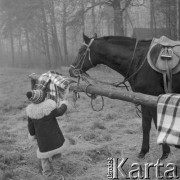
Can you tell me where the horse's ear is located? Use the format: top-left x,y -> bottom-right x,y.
83,33 -> 91,44
93,33 -> 97,39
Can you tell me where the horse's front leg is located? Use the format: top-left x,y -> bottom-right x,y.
152,109 -> 170,160
138,106 -> 152,158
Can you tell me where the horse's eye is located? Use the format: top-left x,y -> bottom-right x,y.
79,45 -> 86,54
80,50 -> 84,54
79,49 -> 84,55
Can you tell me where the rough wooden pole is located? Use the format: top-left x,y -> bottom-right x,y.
29,74 -> 158,108
71,85 -> 158,108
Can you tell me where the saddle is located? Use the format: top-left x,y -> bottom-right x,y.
147,36 -> 180,93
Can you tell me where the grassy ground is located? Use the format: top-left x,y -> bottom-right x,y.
0,67 -> 180,180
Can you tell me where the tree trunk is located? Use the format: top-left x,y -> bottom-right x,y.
40,30 -> 46,55
91,0 -> 96,34
168,0 -> 172,38
40,0 -> 51,68
9,25 -> 15,67
49,0 -> 63,67
112,0 -> 124,36
165,0 -> 171,37
178,0 -> 180,39
62,0 -> 68,64
31,33 -> 37,64
0,36 -> 2,56
18,35 -> 23,66
81,0 -> 85,33
150,0 -> 154,35
124,10 -> 128,36
176,0 -> 179,40
25,28 -> 32,67
172,0 -> 176,39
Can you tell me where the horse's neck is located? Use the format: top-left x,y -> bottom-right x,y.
101,51 -> 133,77
99,41 -> 150,79
101,61 -> 128,77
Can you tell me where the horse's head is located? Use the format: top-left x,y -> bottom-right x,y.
69,34 -> 99,78
69,34 -> 141,78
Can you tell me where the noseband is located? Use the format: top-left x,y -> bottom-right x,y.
70,39 -> 95,75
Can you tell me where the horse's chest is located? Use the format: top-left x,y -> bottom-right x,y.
172,73 -> 180,93
132,68 -> 164,95
132,68 -> 180,95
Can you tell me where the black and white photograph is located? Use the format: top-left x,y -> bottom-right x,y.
1,0 -> 180,179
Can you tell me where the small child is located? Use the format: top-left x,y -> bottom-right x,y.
26,89 -> 68,180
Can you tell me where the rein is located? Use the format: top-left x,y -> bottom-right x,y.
81,72 -> 129,88
115,40 -> 139,89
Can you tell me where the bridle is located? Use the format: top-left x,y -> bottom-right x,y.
70,38 -> 105,112
70,38 -> 95,76
70,37 -> 148,114
70,38 -> 148,90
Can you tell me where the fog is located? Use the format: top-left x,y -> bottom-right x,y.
0,0 -> 179,69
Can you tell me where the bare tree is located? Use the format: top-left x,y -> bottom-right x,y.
25,27 -> 32,67
91,0 -> 96,34
62,0 -> 68,63
178,0 -> 180,39
81,0 -> 86,33
9,22 -> 15,67
48,0 -> 63,67
40,0 -> 51,67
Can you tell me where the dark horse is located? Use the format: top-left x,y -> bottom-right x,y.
69,34 -> 180,160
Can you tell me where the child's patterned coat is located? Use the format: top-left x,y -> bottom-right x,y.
26,99 -> 67,159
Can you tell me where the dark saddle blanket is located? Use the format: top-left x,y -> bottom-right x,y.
147,36 -> 180,74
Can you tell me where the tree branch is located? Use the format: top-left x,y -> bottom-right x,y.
122,0 -> 133,12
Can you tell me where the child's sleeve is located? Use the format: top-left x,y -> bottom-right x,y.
28,117 -> 36,141
51,101 -> 68,117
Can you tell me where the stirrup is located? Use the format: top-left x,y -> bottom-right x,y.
160,48 -> 173,60
57,175 -> 64,180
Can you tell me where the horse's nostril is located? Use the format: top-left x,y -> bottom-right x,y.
69,68 -> 73,77
69,67 -> 81,78
69,67 -> 76,77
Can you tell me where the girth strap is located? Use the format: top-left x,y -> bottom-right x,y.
163,60 -> 172,93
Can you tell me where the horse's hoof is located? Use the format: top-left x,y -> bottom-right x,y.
137,152 -> 146,159
160,152 -> 169,160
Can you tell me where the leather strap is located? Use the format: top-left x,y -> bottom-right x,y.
163,60 -> 173,93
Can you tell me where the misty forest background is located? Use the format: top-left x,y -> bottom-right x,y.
0,0 -> 180,69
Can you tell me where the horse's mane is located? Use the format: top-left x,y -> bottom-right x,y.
96,36 -> 151,45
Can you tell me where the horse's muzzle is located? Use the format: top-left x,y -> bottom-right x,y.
69,67 -> 80,78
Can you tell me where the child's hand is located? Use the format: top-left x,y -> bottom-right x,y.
63,87 -> 72,101
59,100 -> 69,107
28,134 -> 36,143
